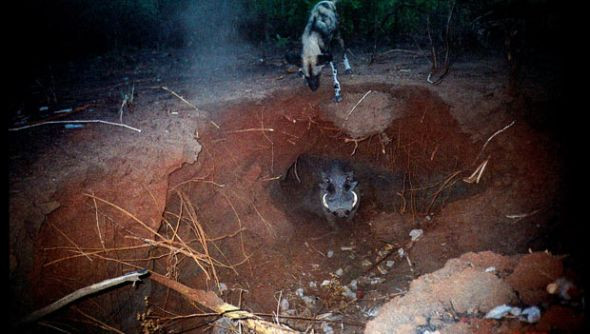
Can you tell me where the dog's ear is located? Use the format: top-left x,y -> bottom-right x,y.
285,52 -> 302,67
316,53 -> 333,65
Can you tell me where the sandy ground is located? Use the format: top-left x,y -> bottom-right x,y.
9,47 -> 584,333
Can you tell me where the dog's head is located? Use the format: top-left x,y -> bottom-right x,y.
301,53 -> 332,91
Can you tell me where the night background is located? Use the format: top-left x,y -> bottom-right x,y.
8,1 -> 584,333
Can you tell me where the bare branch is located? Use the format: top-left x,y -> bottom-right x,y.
17,269 -> 148,326
8,119 -> 142,133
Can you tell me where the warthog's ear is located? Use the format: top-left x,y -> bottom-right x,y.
316,54 -> 333,65
285,51 -> 302,67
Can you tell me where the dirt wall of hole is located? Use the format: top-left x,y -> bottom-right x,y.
156,82 -> 566,322
159,83 -> 488,310
19,81 -> 566,331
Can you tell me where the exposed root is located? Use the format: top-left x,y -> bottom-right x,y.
150,273 -> 299,334
343,135 -> 371,156
426,170 -> 463,214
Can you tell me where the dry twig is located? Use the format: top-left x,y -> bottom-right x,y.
225,127 -> 275,134
17,269 -> 148,326
161,86 -> 220,133
345,90 -> 372,121
474,120 -> 516,162
8,119 -> 142,133
161,86 -> 199,111
463,158 -> 489,184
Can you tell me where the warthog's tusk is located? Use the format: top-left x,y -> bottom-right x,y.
322,193 -> 330,209
352,190 -> 358,208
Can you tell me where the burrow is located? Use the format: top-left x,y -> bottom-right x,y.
156,82 -> 505,316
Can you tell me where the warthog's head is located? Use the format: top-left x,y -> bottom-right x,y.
319,161 -> 359,220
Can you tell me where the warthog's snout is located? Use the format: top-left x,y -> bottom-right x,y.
319,160 -> 359,227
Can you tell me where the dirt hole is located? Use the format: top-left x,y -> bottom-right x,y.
159,83 -> 488,324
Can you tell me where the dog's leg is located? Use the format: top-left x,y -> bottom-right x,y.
336,31 -> 352,74
343,53 -> 352,74
329,61 -> 342,103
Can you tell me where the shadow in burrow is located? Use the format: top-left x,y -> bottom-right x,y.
159,82 -> 487,315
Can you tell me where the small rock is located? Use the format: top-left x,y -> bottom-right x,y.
321,280 -> 331,287
341,286 -> 356,299
547,277 -> 577,300
546,282 -> 559,294
409,229 -> 423,241
510,307 -> 522,316
361,259 -> 372,267
280,298 -> 290,312
309,281 -> 317,288
413,315 -> 427,326
485,304 -> 513,319
520,306 -> 541,323
485,266 -> 496,273
218,283 -> 228,294
386,260 -> 395,268
362,306 -> 379,318
369,277 -> 385,285
334,268 -> 344,277
301,295 -> 316,307
321,322 -> 334,334
327,250 -> 334,258
295,288 -> 304,297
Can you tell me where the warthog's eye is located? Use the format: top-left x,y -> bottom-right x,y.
345,210 -> 351,215
344,183 -> 351,191
332,211 -> 337,216
327,183 -> 335,194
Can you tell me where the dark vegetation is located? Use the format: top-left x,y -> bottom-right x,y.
14,0 -> 564,66
8,1 -> 585,332
10,1 -> 568,118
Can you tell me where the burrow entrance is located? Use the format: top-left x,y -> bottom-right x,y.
157,82 -> 559,331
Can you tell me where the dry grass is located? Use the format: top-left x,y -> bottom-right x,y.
39,189 -> 262,332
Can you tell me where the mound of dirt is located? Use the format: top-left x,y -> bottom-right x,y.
10,47 -> 581,333
364,251 -> 584,334
320,90 -> 402,138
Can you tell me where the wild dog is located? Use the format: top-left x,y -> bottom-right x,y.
299,0 -> 352,102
